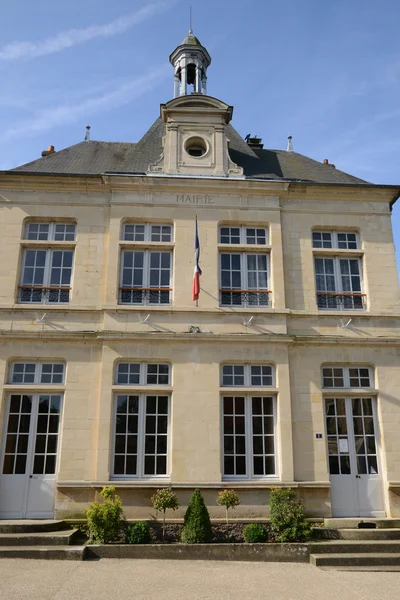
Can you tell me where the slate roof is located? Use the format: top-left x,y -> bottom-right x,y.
12,117 -> 368,185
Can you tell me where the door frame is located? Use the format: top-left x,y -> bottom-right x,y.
324,394 -> 386,518
0,391 -> 63,519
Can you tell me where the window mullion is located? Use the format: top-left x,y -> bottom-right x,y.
246,396 -> 252,479
143,251 -> 150,305
138,393 -> 146,478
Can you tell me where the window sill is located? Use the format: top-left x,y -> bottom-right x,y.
119,242 -> 174,250
3,384 -> 65,391
112,385 -> 172,393
20,241 -> 76,248
313,248 -> 364,257
322,388 -> 378,396
218,244 -> 271,253
220,387 -> 279,394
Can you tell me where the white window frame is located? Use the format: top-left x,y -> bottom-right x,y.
221,364 -> 275,387
321,365 -> 374,389
115,362 -> 170,386
219,225 -> 268,245
24,221 -> 76,242
312,231 -> 359,250
19,248 -> 74,304
314,255 -> 365,310
221,394 -> 277,480
122,223 -> 173,243
119,249 -> 172,306
8,362 -> 65,385
219,252 -> 270,307
112,362 -> 171,480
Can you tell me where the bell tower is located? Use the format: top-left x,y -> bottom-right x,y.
169,30 -> 211,97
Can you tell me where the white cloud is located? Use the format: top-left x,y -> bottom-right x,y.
0,1 -> 177,61
2,66 -> 169,141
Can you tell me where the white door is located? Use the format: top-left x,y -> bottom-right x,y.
325,397 -> 385,517
0,393 -> 62,519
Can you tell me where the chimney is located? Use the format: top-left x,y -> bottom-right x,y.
246,136 -> 264,150
287,135 -> 293,152
323,158 -> 336,168
41,145 -> 55,157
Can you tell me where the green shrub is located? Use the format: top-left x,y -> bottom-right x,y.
151,488 -> 179,541
216,489 -> 240,524
125,521 -> 151,544
243,523 -> 268,543
181,489 -> 212,544
269,487 -> 312,542
85,486 -> 124,544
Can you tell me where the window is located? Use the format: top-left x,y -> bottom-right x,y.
19,222 -> 75,304
112,362 -> 170,479
221,364 -> 274,387
312,231 -> 358,250
322,366 -> 372,389
9,362 -> 65,385
313,231 -> 364,310
123,223 -> 172,243
25,222 -> 76,242
220,254 -> 270,307
120,224 -> 173,305
219,226 -> 268,245
221,364 -> 277,479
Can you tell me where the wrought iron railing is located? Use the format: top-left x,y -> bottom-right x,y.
119,287 -> 172,305
18,286 -> 70,304
219,289 -> 272,307
316,292 -> 366,310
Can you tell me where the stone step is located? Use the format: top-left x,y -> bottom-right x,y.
309,540 -> 400,554
311,552 -> 400,568
0,529 -> 79,546
323,518 -> 400,529
0,520 -> 70,534
315,527 -> 400,540
0,545 -> 86,560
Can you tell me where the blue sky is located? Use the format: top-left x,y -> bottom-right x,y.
1,0 -> 399,273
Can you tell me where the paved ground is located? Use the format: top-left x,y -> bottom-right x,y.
0,559 -> 399,599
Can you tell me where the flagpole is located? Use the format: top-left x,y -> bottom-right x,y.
195,213 -> 198,308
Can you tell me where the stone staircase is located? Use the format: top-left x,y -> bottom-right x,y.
0,520 -> 86,560
310,518 -> 400,569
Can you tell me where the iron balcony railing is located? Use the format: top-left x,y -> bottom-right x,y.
119,287 -> 172,305
316,292 -> 366,310
18,286 -> 70,304
219,289 -> 272,307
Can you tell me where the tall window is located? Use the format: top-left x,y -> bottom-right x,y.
221,364 -> 277,479
119,223 -> 173,305
19,222 -> 76,304
3,361 -> 65,476
112,362 -> 171,479
312,231 -> 365,310
219,225 -> 270,307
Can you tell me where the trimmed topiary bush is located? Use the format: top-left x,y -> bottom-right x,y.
125,521 -> 152,544
181,488 -> 212,544
269,487 -> 312,542
85,486 -> 124,544
216,489 -> 240,524
151,488 -> 179,541
243,523 -> 268,543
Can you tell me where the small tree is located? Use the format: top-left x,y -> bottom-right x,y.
216,489 -> 240,524
151,488 -> 179,541
85,485 -> 124,544
269,487 -> 312,542
181,489 -> 212,544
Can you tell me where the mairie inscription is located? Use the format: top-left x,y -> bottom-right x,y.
176,194 -> 215,204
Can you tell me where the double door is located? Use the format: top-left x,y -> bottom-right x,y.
0,393 -> 62,519
325,397 -> 385,517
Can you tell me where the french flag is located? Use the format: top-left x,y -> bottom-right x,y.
192,216 -> 202,302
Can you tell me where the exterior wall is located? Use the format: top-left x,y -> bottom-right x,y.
0,173 -> 399,519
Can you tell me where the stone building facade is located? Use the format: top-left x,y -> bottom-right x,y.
0,31 -> 399,520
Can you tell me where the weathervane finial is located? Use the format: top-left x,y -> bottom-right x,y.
189,5 -> 193,34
